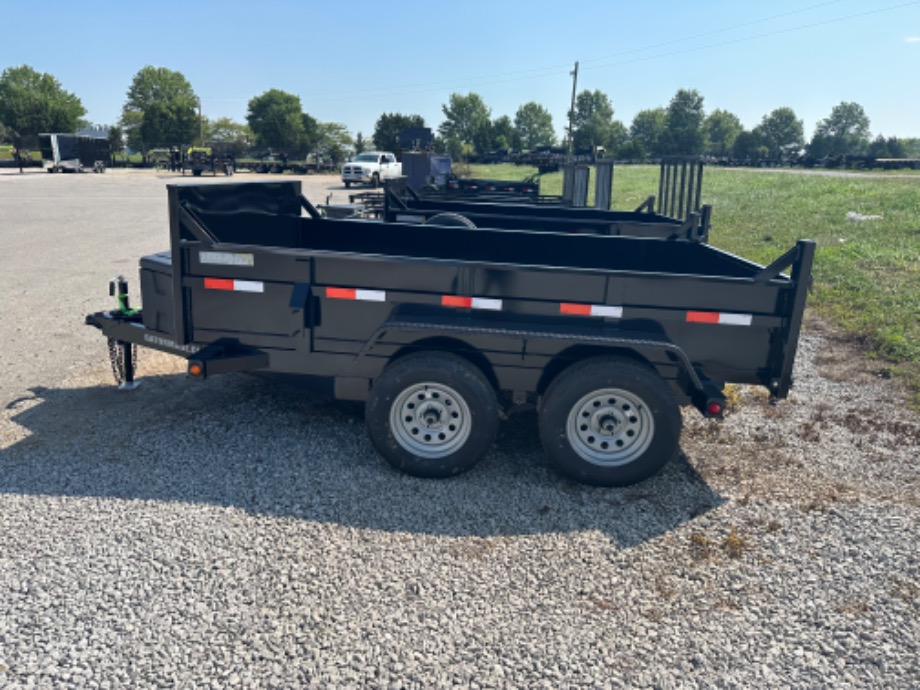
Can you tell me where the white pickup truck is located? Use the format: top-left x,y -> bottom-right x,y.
341,151 -> 401,188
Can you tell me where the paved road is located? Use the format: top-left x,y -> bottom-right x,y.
0,169 -> 347,407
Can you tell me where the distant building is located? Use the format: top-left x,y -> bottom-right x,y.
76,124 -> 110,139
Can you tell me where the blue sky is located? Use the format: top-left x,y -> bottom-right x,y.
5,0 -> 920,140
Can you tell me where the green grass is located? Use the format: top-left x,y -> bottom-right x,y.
467,164 -> 920,405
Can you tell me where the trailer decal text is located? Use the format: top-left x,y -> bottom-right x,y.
143,334 -> 197,353
199,251 -> 255,267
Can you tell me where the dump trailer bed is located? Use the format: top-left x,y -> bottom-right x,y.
86,181 -> 814,487
384,183 -> 710,241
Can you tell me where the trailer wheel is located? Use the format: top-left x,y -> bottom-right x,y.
424,213 -> 477,229
366,352 -> 499,479
538,357 -> 681,487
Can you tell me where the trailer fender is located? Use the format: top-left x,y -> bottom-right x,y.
537,343 -> 723,416
360,315 -> 722,416
383,336 -> 500,394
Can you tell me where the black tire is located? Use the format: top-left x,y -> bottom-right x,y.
370,172 -> 380,188
366,352 -> 499,479
423,212 -> 477,229
344,181 -> 351,188
538,357 -> 681,487
192,169 -> 202,177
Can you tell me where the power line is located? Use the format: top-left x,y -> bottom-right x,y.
301,0 -> 917,102
198,1 -> 919,108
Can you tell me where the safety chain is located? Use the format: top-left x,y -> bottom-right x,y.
107,338 -> 138,386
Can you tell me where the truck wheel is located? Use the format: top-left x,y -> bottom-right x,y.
192,169 -> 202,177
370,173 -> 380,188
366,352 -> 499,479
538,357 -> 681,487
423,213 -> 477,229
344,181 -> 351,188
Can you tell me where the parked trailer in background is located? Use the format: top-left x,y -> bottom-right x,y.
39,133 -> 110,173
86,181 -> 814,487
383,180 -> 711,241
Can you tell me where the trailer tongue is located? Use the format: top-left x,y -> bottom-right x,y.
86,181 -> 814,487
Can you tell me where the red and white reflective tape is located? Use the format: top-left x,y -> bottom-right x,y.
441,295 -> 503,310
559,303 -> 623,318
686,311 -> 752,326
204,278 -> 264,293
325,287 -> 386,302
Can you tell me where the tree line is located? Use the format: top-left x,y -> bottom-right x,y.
2,63 -> 918,164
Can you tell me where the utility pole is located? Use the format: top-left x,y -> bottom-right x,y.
566,61 -> 579,162
197,96 -> 203,146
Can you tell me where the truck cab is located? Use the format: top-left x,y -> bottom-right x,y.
342,151 -> 401,188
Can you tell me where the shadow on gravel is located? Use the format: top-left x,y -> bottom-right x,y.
1,373 -> 725,548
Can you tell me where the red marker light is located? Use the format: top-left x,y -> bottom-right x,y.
708,402 -> 723,415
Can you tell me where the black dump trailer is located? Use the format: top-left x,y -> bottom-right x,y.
384,181 -> 711,241
86,181 -> 814,487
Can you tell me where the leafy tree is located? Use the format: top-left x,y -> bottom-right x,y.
206,117 -> 250,144
0,121 -> 16,144
313,122 -> 353,163
868,135 -> 906,159
900,138 -> 920,157
373,112 -> 425,155
490,115 -> 517,151
660,89 -> 705,156
108,125 -> 124,154
0,65 -> 86,137
204,117 -> 252,158
354,132 -> 368,154
439,93 -> 492,154
139,100 -> 199,149
755,107 -> 804,160
513,102 -> 555,150
246,89 -> 305,154
617,139 -> 645,160
629,108 -> 667,159
808,101 -> 871,157
605,120 -> 629,156
571,89 -> 620,152
121,66 -> 197,151
732,129 -> 768,160
301,112 -> 320,155
703,109 -> 743,157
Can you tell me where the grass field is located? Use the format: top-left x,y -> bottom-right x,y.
468,164 -> 920,406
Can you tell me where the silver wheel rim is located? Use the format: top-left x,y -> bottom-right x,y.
565,387 -> 654,467
390,382 -> 472,459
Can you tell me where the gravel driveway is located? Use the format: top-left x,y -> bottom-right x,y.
1,170 -> 918,688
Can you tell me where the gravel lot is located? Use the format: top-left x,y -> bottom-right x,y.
1,169 -> 918,688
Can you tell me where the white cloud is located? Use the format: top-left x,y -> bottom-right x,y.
906,36 -> 920,43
